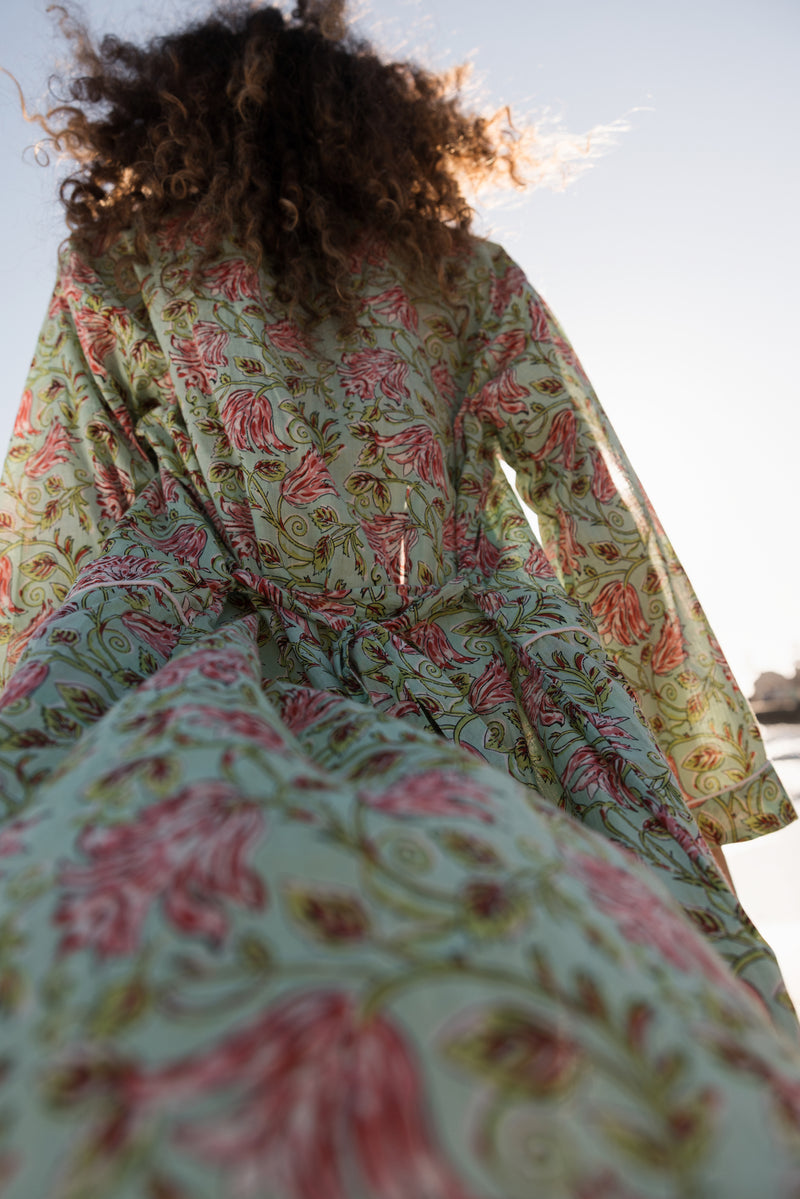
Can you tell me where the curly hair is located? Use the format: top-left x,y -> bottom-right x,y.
29,0 -> 524,325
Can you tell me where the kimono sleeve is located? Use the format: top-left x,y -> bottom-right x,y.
0,245 -> 158,687
463,244 -> 793,846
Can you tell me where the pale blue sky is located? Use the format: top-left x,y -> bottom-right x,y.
2,0 -> 798,692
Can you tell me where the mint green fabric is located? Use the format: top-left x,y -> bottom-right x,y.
0,230 -> 798,1197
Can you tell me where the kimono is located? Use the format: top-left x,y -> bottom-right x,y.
0,223 -> 798,1198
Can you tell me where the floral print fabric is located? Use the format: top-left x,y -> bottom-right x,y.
0,229 -> 798,1197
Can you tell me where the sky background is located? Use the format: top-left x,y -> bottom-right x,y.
1,0 -> 798,699
1,0 -> 800,995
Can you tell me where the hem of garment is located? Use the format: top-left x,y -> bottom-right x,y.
686,760 -> 797,845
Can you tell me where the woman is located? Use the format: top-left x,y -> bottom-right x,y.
1,2 -> 799,1195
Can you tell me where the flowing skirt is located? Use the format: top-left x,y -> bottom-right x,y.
1,485 -> 800,1198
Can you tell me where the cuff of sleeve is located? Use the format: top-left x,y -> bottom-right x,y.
687,761 -> 797,845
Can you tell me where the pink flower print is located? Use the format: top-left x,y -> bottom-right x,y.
0,816 -> 39,858
486,328 -> 527,370
431,360 -> 456,404
490,262 -> 527,316
561,743 -> 639,809
555,508 -> 586,577
361,514 -> 418,589
369,285 -> 419,333
705,1038 -> 800,1128
110,399 -> 151,463
470,367 -> 528,428
120,610 -> 181,658
517,652 -> 565,728
340,349 -> 410,404
589,448 -> 617,504
193,320 -> 229,366
651,612 -> 687,675
60,251 -> 99,299
376,424 -> 447,488
584,708 -> 634,750
279,687 -> 339,733
290,587 -> 355,631
170,335 -> 217,392
221,388 -> 294,454
219,495 -> 259,559
403,619 -> 476,669
156,472 -> 178,507
474,588 -> 505,616
441,511 -> 457,553
264,318 -> 311,354
54,781 -> 267,956
230,569 -> 284,608
705,627 -> 735,685
380,697 -> 420,720
13,389 -> 38,438
51,257 -> 88,314
203,257 -> 262,302
641,802 -> 712,868
564,848 -> 737,987
457,524 -> 502,577
163,989 -> 479,1199
23,421 -> 77,479
528,297 -> 551,341
72,553 -> 163,591
592,581 -> 651,647
281,449 -> 338,506
48,286 -> 72,319
524,542 -> 557,579
552,334 -> 585,372
140,644 -> 257,692
533,408 -> 583,471
4,607 -> 58,671
358,767 -> 496,823
156,213 -> 213,252
94,463 -> 135,523
0,555 -> 24,615
467,655 -> 515,714
142,523 -> 208,568
76,307 -> 125,376
0,659 -> 49,711
186,705 -> 287,751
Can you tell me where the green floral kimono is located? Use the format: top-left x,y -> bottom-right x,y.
0,225 -> 798,1198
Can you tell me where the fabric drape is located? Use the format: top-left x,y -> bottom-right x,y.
0,230 -> 798,1197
